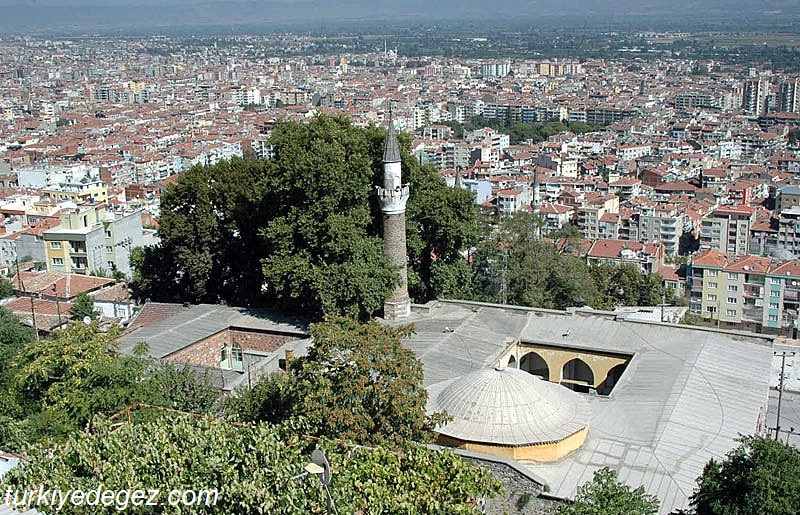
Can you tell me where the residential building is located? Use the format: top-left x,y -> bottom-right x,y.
638,203 -> 686,257
576,193 -> 619,240
43,206 -> 143,277
689,249 -> 800,333
699,205 -> 756,256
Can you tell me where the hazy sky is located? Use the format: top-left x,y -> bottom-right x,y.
1,0 -> 798,34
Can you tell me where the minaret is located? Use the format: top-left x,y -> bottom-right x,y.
377,110 -> 411,319
532,165 -> 541,211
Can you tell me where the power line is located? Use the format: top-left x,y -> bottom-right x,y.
774,351 -> 795,440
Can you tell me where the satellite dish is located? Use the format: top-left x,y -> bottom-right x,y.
83,316 -> 92,325
311,449 -> 332,487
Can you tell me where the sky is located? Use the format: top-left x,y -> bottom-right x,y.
1,1 -> 798,34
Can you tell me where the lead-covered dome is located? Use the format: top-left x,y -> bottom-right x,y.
427,366 -> 590,448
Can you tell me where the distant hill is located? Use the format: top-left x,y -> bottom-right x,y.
2,0 -> 799,35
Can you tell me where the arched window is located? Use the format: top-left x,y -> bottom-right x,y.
231,343 -> 244,372
561,358 -> 594,392
520,352 -> 550,380
507,355 -> 517,368
219,346 -> 229,369
597,363 -> 627,396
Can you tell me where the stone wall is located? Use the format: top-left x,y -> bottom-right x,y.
229,328 -> 301,353
459,456 -> 559,515
165,329 -> 229,368
164,328 -> 304,369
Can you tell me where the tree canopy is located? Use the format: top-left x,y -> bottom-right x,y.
132,113 -> 478,319
69,291 -> 98,320
690,435 -> 800,515
555,467 -> 659,515
225,317 -> 441,446
1,321 -> 217,452
5,414 -> 502,515
469,212 -> 668,310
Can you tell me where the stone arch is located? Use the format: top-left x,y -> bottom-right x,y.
561,358 -> 594,392
597,363 -> 627,396
520,351 -> 550,380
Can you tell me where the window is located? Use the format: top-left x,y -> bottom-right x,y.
727,272 -> 739,280
219,346 -> 228,369
727,297 -> 737,304
770,302 -> 779,309
771,278 -> 782,285
707,294 -> 717,301
708,282 -> 718,289
50,241 -> 62,249
231,343 -> 243,372
769,314 -> 779,322
51,257 -> 63,265
105,230 -> 112,238
106,246 -> 113,254
727,285 -> 738,292
726,309 -> 737,316
771,290 -> 781,298
707,270 -> 719,277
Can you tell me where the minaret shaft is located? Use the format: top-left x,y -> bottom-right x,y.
378,113 -> 411,319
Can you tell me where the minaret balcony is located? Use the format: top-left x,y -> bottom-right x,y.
377,185 -> 410,214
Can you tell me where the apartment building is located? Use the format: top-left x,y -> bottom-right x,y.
40,178 -> 109,205
689,250 -> 800,333
43,206 -> 143,277
638,203 -> 686,257
576,193 -> 619,240
699,205 -> 756,256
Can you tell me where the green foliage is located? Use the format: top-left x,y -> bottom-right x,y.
405,159 -> 479,301
0,306 -> 35,416
465,117 -> 598,144
690,436 -> 800,515
227,317 -> 442,446
0,276 -> 14,298
137,157 -> 271,305
133,113 -> 478,319
261,114 -> 396,319
69,291 -> 98,320
471,213 -> 670,310
5,415 -> 502,515
3,322 -> 217,450
589,263 -> 666,310
555,467 -> 659,515
473,212 -> 596,309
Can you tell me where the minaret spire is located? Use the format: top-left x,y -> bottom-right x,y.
377,107 -> 411,319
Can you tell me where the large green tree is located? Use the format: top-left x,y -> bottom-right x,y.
5,415 -> 502,515
132,157 -> 270,305
555,467 -> 659,515
260,114 -> 397,319
473,212 -> 597,309
226,317 -> 441,446
689,436 -> 800,515
133,113 -> 478,318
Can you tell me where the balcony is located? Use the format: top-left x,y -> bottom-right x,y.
742,306 -> 762,321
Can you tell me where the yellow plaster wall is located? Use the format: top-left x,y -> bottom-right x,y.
436,425 -> 589,462
503,344 -> 628,388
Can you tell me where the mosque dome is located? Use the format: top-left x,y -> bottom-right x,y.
427,367 -> 590,461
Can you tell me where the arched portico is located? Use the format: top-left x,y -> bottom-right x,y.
519,351 -> 550,379
502,341 -> 631,394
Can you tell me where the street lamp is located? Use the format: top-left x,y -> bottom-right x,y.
290,449 -> 336,515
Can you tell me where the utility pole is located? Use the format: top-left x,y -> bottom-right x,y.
15,251 -> 40,343
774,350 -> 795,440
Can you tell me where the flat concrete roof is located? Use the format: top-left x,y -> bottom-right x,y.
400,300 -> 773,515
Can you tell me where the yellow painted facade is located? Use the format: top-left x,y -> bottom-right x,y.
436,425 -> 589,462
503,342 -> 630,390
